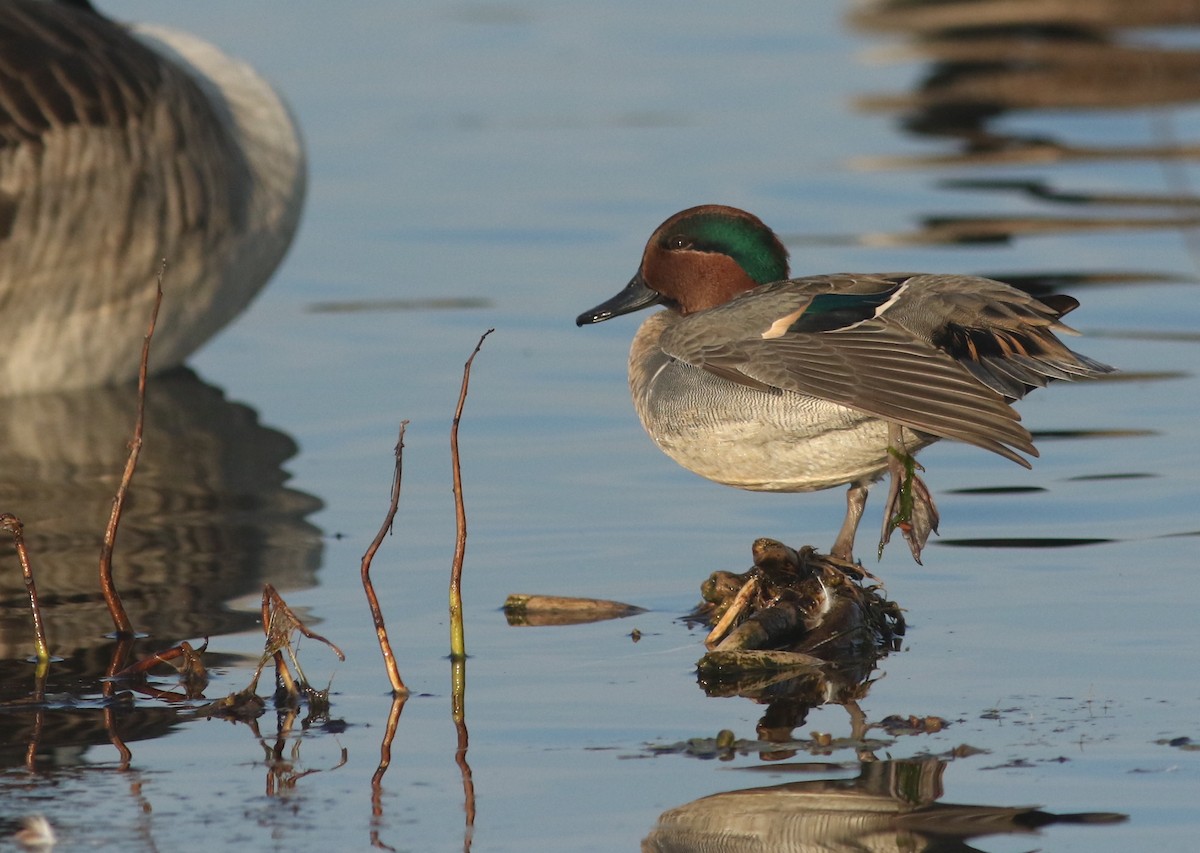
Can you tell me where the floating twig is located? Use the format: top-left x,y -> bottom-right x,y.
503,593 -> 646,626
111,638 -> 209,693
449,330 -> 493,661
697,649 -> 826,675
99,266 -> 165,638
361,421 -> 410,696
704,574 -> 760,649
0,514 -> 50,668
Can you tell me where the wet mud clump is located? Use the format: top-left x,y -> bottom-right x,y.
693,538 -> 905,678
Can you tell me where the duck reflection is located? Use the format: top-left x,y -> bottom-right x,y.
644,755 -> 1125,852
0,369 -> 322,675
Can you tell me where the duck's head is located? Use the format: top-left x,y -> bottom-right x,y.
576,205 -> 790,325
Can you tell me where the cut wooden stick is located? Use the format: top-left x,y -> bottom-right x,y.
449,329 -> 493,662
361,421 -> 410,696
0,514 -> 50,668
99,266 -> 165,638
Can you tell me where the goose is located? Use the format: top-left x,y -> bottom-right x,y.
0,0 -> 306,395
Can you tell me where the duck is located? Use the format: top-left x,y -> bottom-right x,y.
0,0 -> 306,396
576,205 -> 1113,564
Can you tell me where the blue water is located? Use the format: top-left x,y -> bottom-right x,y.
1,2 -> 1197,850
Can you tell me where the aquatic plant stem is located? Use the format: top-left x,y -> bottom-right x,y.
361,421 -> 411,696
0,514 -> 50,669
262,585 -> 344,669
448,330 -> 493,662
100,266 -> 164,639
99,268 -> 165,643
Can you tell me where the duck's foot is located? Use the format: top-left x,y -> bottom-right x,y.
878,441 -> 940,564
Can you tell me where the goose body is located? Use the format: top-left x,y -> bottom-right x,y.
0,1 -> 305,395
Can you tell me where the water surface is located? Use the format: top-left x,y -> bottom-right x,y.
1,2 -> 1197,850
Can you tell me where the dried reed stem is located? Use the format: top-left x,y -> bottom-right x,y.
0,514 -> 50,666
361,421 -> 411,695
448,330 -> 493,661
99,267 -> 165,637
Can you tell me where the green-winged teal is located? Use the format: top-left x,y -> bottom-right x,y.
577,205 -> 1113,563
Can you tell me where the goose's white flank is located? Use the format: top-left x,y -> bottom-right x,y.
0,1 -> 306,395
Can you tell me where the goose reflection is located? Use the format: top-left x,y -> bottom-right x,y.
849,0 -> 1200,250
852,0 -> 1200,158
644,755 -> 1125,852
0,369 -> 322,674
0,1 -> 305,396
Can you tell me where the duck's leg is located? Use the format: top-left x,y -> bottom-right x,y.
831,482 -> 869,562
878,423 -> 940,563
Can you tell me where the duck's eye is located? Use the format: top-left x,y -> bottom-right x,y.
665,234 -> 691,250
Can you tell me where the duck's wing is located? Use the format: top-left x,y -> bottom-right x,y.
885,275 -> 1116,399
659,276 -> 1038,465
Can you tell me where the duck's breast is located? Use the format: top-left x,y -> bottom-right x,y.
628,312 -> 933,492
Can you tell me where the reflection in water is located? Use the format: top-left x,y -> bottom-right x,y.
257,708 -> 348,796
698,651 -> 878,756
0,703 -> 187,771
680,543 -> 1126,851
857,26 -> 1200,117
0,369 -> 322,674
953,269 -> 1188,298
644,756 -> 1126,852
850,1 -> 1200,31
849,0 -> 1200,257
853,0 -> 1200,150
